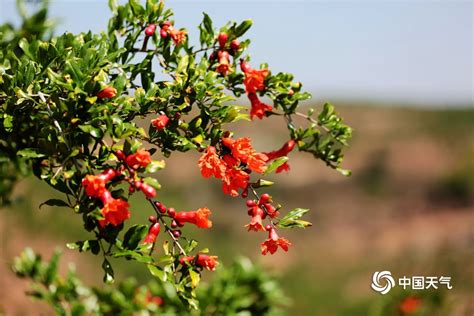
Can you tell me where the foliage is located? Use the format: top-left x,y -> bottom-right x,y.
0,0 -> 352,311
13,248 -> 288,315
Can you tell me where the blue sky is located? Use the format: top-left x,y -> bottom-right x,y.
1,0 -> 472,106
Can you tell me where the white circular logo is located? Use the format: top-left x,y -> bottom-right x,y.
371,271 -> 395,295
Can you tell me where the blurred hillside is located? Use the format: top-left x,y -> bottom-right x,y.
1,104 -> 473,315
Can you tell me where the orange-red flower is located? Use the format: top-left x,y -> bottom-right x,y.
174,207 -> 212,228
198,146 -> 226,179
222,137 -> 267,173
246,153 -> 268,174
151,115 -> 169,130
99,198 -> 130,227
97,86 -> 117,99
248,93 -> 272,120
261,228 -> 291,255
180,254 -> 218,271
216,50 -> 231,76
82,175 -> 106,198
241,62 -> 269,93
170,28 -> 187,45
222,168 -> 249,197
125,149 -> 152,169
399,296 -> 422,314
246,206 -> 266,232
82,169 -> 117,198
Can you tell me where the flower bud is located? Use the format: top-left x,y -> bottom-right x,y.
230,39 -> 240,51
114,150 -> 126,161
167,207 -> 176,218
140,183 -> 156,198
145,24 -> 157,37
172,230 -> 181,238
148,215 -> 157,223
240,60 -> 252,73
160,29 -> 168,38
144,222 -> 161,244
259,193 -> 271,204
218,32 -> 228,47
246,200 -> 257,207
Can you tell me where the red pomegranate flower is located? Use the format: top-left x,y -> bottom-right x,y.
180,254 -> 218,271
99,198 -> 131,227
97,86 -> 117,99
151,115 -> 169,130
246,206 -> 266,232
261,227 -> 291,255
170,29 -> 187,45
240,61 -> 269,94
221,168 -> 249,197
82,175 -> 106,198
198,146 -> 226,179
125,149 -> 152,169
246,153 -> 268,174
248,93 -> 272,120
174,207 -> 212,228
81,169 -> 117,198
222,137 -> 267,173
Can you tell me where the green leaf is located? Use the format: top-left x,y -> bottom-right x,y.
202,13 -> 213,34
147,264 -> 165,281
189,269 -> 200,288
43,250 -> 60,285
235,19 -> 253,37
78,125 -> 102,138
277,208 -> 312,229
264,156 -> 288,175
122,225 -> 148,250
145,160 -> 166,173
17,149 -> 45,158
143,177 -> 161,190
39,199 -> 70,209
277,219 -> 312,229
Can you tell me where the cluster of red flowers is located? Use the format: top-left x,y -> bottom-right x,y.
159,21 -> 186,45
239,60 -> 272,120
211,32 -> 241,76
245,193 -> 291,255
145,201 -> 217,270
82,148 -> 157,227
82,169 -> 131,227
143,21 -> 187,45
245,193 -> 279,232
199,137 -> 267,197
